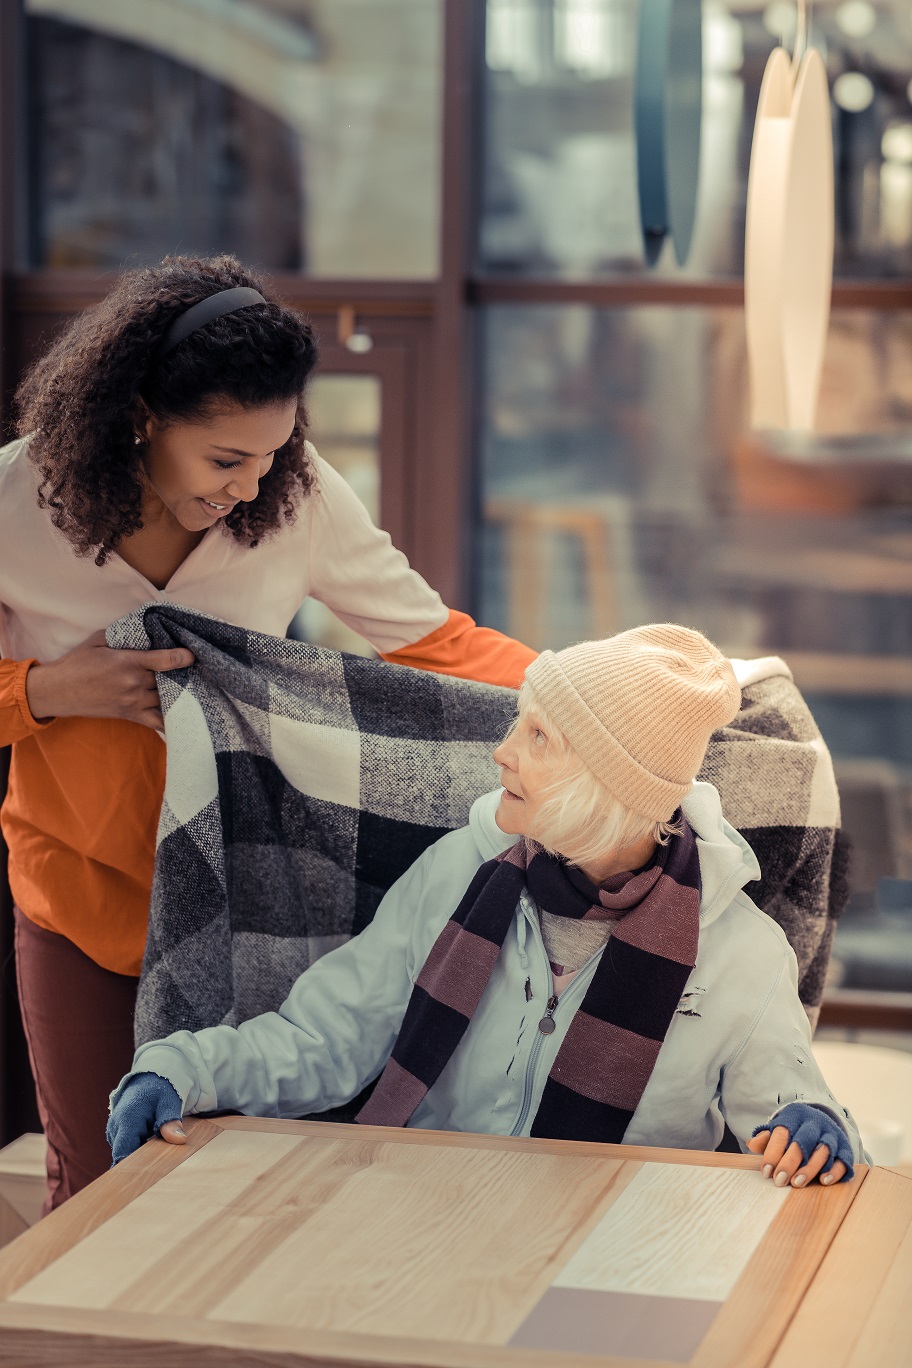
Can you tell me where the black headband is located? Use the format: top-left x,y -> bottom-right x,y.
159,287 -> 266,357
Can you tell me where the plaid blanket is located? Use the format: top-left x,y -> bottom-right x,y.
107,606 -> 846,1044
700,667 -> 848,1029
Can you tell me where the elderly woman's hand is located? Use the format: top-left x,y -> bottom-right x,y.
107,1073 -> 187,1164
747,1102 -> 855,1188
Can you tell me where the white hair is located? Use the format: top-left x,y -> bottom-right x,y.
511,682 -> 683,869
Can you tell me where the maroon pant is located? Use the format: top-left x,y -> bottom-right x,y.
14,907 -> 139,1212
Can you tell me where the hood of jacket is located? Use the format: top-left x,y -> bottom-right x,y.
468,781 -> 760,929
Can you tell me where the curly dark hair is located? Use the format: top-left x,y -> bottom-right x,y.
15,255 -> 320,564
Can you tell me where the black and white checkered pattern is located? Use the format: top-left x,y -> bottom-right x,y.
699,672 -> 849,1029
109,604 -> 514,1044
108,606 -> 846,1044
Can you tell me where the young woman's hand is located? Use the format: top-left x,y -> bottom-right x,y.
747,1101 -> 854,1187
25,630 -> 194,730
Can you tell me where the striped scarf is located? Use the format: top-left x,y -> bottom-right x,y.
357,817 -> 701,1142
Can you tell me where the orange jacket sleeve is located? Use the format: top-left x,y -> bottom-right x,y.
381,609 -> 537,690
0,659 -> 56,747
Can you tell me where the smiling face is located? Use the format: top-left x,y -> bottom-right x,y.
137,397 -> 298,532
492,702 -> 562,840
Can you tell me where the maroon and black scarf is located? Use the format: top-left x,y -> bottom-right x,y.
357,817 -> 702,1143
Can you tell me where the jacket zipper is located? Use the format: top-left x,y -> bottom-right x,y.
538,995 -> 559,1033
510,908 -> 593,1136
512,1017 -> 548,1136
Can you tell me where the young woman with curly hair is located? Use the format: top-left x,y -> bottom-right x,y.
0,254 -> 535,1209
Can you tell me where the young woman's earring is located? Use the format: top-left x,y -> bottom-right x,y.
133,435 -> 142,445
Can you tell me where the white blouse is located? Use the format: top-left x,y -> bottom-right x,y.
0,437 -> 448,665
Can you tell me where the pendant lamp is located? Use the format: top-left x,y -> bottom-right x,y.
745,10 -> 834,430
634,0 -> 703,265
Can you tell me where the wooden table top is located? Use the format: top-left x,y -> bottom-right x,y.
0,1116 -> 908,1368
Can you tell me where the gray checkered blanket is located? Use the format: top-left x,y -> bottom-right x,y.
107,606 -> 846,1045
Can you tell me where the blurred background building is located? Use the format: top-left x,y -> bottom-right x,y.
0,0 -> 911,1143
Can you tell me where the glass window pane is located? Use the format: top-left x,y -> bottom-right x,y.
477,304 -> 912,983
481,0 -> 912,278
290,373 -> 381,655
26,0 -> 442,276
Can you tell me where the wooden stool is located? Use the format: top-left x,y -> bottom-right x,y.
0,1133 -> 46,1247
485,496 -> 638,649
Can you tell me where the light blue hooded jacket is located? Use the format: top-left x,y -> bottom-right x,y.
121,782 -> 864,1159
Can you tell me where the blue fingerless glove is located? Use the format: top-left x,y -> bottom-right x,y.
106,1073 -> 183,1165
752,1101 -> 855,1182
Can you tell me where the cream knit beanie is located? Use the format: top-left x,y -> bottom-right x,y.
524,624 -> 741,821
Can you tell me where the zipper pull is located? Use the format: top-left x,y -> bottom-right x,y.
538,995 -> 559,1035
524,977 -> 532,1001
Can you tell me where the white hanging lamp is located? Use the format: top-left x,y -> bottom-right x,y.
745,2 -> 834,430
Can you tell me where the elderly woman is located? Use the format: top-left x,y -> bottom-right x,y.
108,625 -> 862,1189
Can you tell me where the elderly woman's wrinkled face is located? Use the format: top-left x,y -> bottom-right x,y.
492,707 -> 558,838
